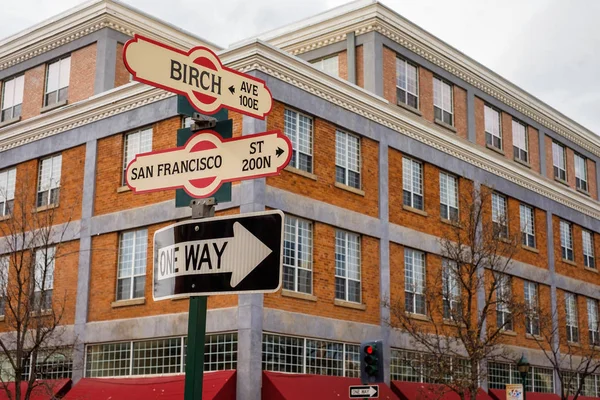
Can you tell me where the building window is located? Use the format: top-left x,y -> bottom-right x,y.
588,298 -> 599,346
524,281 -> 540,336
552,142 -> 566,181
442,259 -> 461,320
491,193 -> 508,239
283,215 -> 313,294
0,168 -> 16,217
433,77 -> 453,126
284,109 -> 313,173
37,155 -> 61,208
123,128 -> 152,185
496,273 -> 513,331
0,257 -> 7,317
20,351 -> 72,380
390,349 -> 470,383
575,153 -> 588,192
488,362 -> 554,393
334,230 -> 361,303
335,130 -> 360,189
1,75 -> 24,122
405,249 -> 426,315
560,220 -> 574,262
85,333 -> 237,377
311,55 -> 339,77
583,230 -> 595,269
396,57 -> 418,109
34,247 -> 55,311
512,120 -> 528,163
520,204 -> 536,248
262,333 -> 359,377
403,157 -> 423,210
439,172 -> 458,222
44,56 -> 70,107
485,105 -> 502,150
565,292 -> 579,343
116,229 -> 147,301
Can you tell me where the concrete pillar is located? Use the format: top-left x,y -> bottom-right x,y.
362,32 -> 384,97
546,212 -> 561,395
236,115 -> 267,400
72,139 -> 98,381
347,32 -> 356,85
378,137 -> 391,384
93,29 -> 118,95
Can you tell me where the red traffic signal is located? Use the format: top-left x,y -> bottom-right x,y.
365,345 -> 374,355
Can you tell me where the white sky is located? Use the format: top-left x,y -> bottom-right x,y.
2,0 -> 599,135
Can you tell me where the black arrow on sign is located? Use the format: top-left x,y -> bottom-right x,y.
276,147 -> 284,157
228,85 -> 235,95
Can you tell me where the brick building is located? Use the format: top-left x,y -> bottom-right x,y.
0,0 -> 599,399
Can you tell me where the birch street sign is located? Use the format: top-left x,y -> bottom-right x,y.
349,385 -> 379,398
153,210 -> 283,300
123,35 -> 272,119
125,130 -> 292,198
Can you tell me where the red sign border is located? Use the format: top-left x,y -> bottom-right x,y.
125,129 -> 292,198
122,34 -> 273,120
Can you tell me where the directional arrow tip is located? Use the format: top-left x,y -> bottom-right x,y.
276,147 -> 284,157
228,85 -> 235,95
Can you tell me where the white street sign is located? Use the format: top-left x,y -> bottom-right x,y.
123,35 -> 273,119
349,385 -> 379,398
125,130 -> 292,198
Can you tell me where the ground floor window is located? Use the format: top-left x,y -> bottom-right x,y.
262,333 -> 359,377
488,362 -> 554,393
85,332 -> 237,377
390,349 -> 469,383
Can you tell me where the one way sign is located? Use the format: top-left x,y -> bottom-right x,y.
153,210 -> 283,300
349,385 -> 379,398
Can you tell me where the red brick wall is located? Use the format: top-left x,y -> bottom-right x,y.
545,136 -> 554,180
69,44 -> 96,103
474,97 -> 485,147
266,101 -> 379,218
506,197 -> 548,269
528,126 -> 541,173
114,42 -> 130,88
338,50 -> 348,81
356,45 -> 364,88
553,216 -> 600,287
419,68 -> 434,122
502,112 -> 513,161
588,158 -> 598,200
566,148 -> 576,190
382,46 -> 396,104
453,86 -> 468,139
21,65 -> 45,119
265,223 -> 380,324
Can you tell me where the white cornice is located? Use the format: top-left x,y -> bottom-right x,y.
0,42 -> 598,221
0,0 -> 219,72
247,2 -> 600,158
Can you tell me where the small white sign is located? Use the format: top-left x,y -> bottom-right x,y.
349,385 -> 379,398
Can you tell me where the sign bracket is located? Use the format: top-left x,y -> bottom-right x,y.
184,197 -> 215,400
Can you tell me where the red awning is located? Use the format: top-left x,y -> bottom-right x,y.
63,370 -> 235,400
489,388 -> 560,400
0,379 -> 71,400
262,371 -> 400,399
392,381 -> 494,400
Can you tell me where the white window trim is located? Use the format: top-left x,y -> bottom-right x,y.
310,55 -> 339,77
122,128 -> 153,185
565,293 -> 579,343
520,204 -> 536,248
34,247 -> 55,311
334,230 -> 361,304
496,273 -> 512,330
44,56 -> 70,107
588,298 -> 599,346
485,105 -> 502,150
284,109 -> 314,173
439,172 -> 459,221
560,221 -> 574,262
116,229 -> 147,301
1,75 -> 24,121
491,193 -> 508,238
582,230 -> 595,269
0,168 -> 16,217
575,153 -> 588,192
283,216 -> 313,294
335,130 -> 361,189
512,120 -> 528,163
433,77 -> 453,125
553,142 -> 567,181
524,281 -> 539,336
396,57 -> 419,108
403,157 -> 424,210
442,259 -> 460,320
405,248 -> 426,315
37,154 -> 62,208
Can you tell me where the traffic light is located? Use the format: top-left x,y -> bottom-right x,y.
360,340 -> 384,384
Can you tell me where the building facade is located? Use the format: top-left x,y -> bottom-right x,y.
0,0 -> 599,399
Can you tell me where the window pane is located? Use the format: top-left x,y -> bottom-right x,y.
13,75 -> 24,106
59,57 -> 71,89
46,61 -> 59,93
2,79 -> 14,109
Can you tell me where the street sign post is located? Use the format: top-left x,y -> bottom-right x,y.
125,130 -> 291,198
349,385 -> 379,398
153,210 -> 283,300
123,35 -> 272,119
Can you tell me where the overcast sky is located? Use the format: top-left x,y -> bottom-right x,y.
2,0 -> 599,135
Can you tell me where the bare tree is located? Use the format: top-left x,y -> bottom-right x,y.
528,303 -> 600,400
0,170 -> 78,400
386,186 -> 525,400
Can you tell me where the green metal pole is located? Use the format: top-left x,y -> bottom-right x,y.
184,296 -> 208,400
